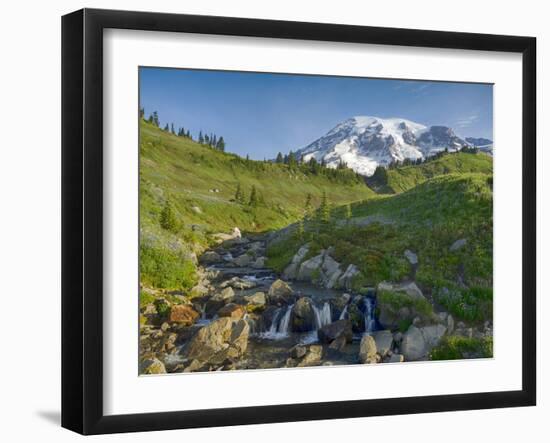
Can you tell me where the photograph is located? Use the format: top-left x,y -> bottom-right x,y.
138,67 -> 494,374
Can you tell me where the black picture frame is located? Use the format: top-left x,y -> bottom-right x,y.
62,8 -> 537,435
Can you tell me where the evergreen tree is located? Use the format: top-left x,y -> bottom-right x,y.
288,151 -> 297,169
163,123 -> 169,132
160,199 -> 178,232
308,157 -> 320,174
305,193 -> 313,219
258,190 -> 266,206
296,217 -> 304,240
276,152 -> 284,163
152,111 -> 159,127
216,136 -> 225,151
170,123 -> 175,134
198,131 -> 204,144
318,190 -> 331,227
345,203 -> 352,223
148,114 -> 154,124
139,107 -> 145,119
249,185 -> 258,206
234,182 -> 244,203
186,130 -> 191,139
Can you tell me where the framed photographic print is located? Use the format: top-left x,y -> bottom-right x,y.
62,8 -> 536,435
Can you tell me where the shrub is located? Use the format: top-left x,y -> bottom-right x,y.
434,286 -> 492,322
154,298 -> 171,318
139,291 -> 156,309
160,199 -> 179,232
398,318 -> 413,333
430,336 -> 493,360
140,244 -> 197,290
266,236 -> 302,273
378,289 -> 433,317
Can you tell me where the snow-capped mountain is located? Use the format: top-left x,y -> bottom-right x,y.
465,137 -> 494,155
295,116 -> 492,176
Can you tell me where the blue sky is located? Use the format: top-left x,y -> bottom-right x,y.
139,67 -> 493,160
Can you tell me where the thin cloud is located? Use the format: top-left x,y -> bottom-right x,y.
411,83 -> 430,93
455,114 -> 479,128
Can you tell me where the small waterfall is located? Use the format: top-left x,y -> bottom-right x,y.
339,304 -> 348,320
313,302 -> 332,329
278,304 -> 293,333
243,313 -> 256,333
259,304 -> 293,339
364,297 -> 376,333
267,308 -> 283,335
196,304 -> 211,326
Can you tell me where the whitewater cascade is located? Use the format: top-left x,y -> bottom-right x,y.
260,304 -> 294,339
259,297 -> 377,339
278,305 -> 293,333
313,302 -> 332,329
364,297 -> 376,333
339,304 -> 348,320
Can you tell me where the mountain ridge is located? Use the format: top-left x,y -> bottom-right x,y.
295,116 -> 493,176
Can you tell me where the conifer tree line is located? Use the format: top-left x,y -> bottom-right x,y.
294,191 -> 351,241
141,108 -> 226,152
234,183 -> 265,206
386,144 -> 481,170
273,150 -> 361,185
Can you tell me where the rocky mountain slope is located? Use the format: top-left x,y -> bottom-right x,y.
296,116 -> 493,176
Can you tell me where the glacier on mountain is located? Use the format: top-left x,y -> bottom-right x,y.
295,116 -> 492,177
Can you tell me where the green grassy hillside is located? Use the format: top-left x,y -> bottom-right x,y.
139,119 -> 374,290
140,120 -> 374,234
268,172 -> 493,323
140,118 -> 493,325
366,152 -> 493,194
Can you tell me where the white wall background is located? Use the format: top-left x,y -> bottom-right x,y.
0,0 -> 545,441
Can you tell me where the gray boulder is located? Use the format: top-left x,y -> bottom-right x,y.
378,281 -> 424,300
205,287 -> 235,316
376,281 -> 433,330
182,317 -> 249,364
359,334 -> 378,364
338,264 -> 360,290
297,345 -> 323,367
297,253 -> 324,281
140,358 -> 167,375
421,324 -> 447,348
321,254 -> 342,289
290,297 -> 316,332
233,253 -> 252,267
283,245 -> 310,280
243,291 -> 266,307
404,249 -> 418,265
268,279 -> 293,304
373,330 -> 394,357
400,324 -> 447,361
220,277 -> 256,290
287,345 -> 324,368
317,320 -> 353,344
400,326 -> 427,361
450,238 -> 467,251
387,354 -> 404,363
251,256 -> 266,269
200,250 -> 221,264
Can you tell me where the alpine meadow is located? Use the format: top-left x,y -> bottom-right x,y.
138,68 -> 494,374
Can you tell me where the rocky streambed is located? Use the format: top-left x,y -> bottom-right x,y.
139,232 -> 492,375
